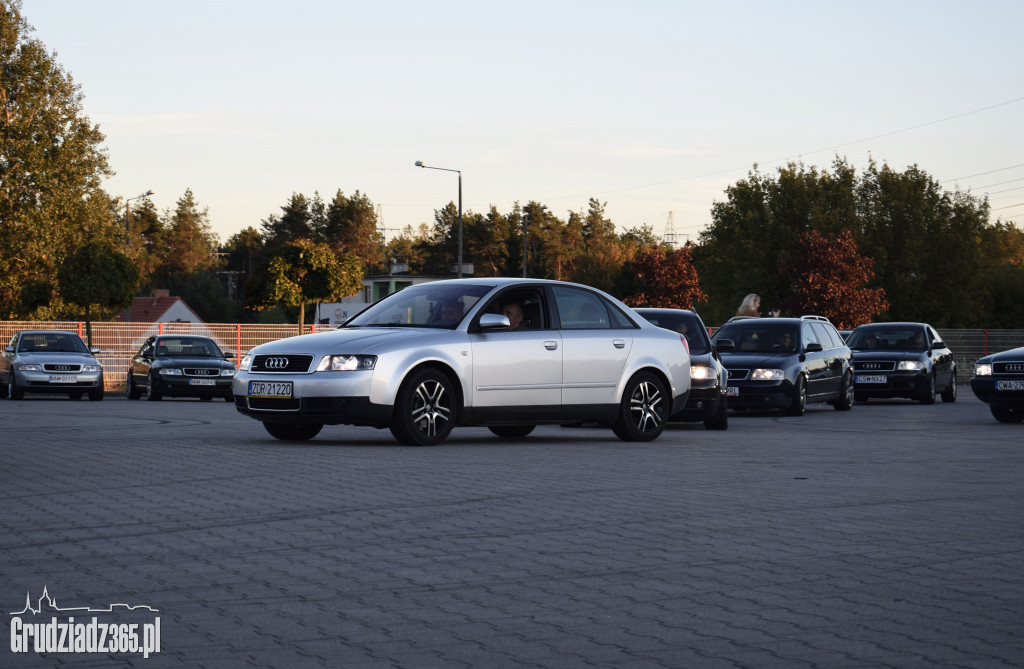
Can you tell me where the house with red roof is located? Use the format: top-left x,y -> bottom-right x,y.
117,289 -> 203,324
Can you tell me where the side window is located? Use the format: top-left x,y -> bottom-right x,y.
823,324 -> 845,349
483,289 -> 546,330
553,287 -> 611,330
801,324 -> 820,350
928,326 -> 942,346
810,322 -> 837,349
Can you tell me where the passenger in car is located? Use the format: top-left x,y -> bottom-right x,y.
500,301 -> 524,330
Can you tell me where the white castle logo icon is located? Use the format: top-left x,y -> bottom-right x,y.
10,586 -> 159,615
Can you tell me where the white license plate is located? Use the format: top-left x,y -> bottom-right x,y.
996,379 -> 1024,391
48,375 -> 76,383
726,386 -> 739,397
189,378 -> 216,386
856,375 -> 887,384
248,381 -> 293,398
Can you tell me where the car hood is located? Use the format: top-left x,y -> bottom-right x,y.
978,346 -> 1024,364
718,352 -> 791,367
16,352 -> 98,365
154,356 -> 234,367
250,327 -> 451,355
852,351 -> 926,360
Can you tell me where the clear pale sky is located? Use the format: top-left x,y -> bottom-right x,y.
20,0 -> 1024,245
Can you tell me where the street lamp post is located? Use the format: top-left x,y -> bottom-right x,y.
415,161 -> 462,278
125,189 -> 154,235
522,204 -> 547,278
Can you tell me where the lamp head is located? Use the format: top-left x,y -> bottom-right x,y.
414,161 -> 425,167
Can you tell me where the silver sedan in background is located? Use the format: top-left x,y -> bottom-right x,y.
234,278 -> 691,445
2,330 -> 104,401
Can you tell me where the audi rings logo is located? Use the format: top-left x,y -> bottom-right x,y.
1007,363 -> 1024,373
864,362 -> 881,370
264,357 -> 289,370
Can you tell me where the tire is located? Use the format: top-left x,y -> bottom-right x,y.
200,395 -> 213,401
918,372 -> 936,404
126,373 -> 142,400
488,425 -> 536,438
389,369 -> 457,446
263,422 -> 324,440
88,388 -> 104,401
147,374 -> 162,401
704,395 -> 729,430
991,407 -> 1024,423
854,391 -> 867,403
9,372 -> 24,400
941,375 -> 957,403
224,391 -> 234,402
785,375 -> 806,416
832,371 -> 854,411
612,371 -> 668,442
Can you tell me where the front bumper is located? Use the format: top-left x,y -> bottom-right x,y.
725,378 -> 794,411
153,375 -> 234,397
970,377 -> 1024,409
233,371 -> 391,426
853,371 -> 929,399
19,370 -> 103,393
673,383 -> 724,421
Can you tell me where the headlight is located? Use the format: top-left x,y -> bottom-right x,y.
14,363 -> 42,371
975,363 -> 992,376
317,355 -> 377,372
159,368 -> 183,376
220,368 -> 236,376
897,361 -> 925,371
750,368 -> 785,380
690,365 -> 716,380
239,354 -> 253,371
82,365 -> 102,372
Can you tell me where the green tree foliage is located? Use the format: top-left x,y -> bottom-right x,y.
621,243 -> 707,309
260,193 -> 314,253
786,230 -> 887,328
165,270 -> 240,323
57,240 -> 139,345
314,189 -> 385,273
1,1 -> 121,317
159,188 -> 219,277
243,239 -> 363,334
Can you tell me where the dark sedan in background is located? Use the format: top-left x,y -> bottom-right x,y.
635,308 -> 728,429
2,330 -> 104,401
127,335 -> 236,401
711,315 -> 854,416
970,347 -> 1024,423
846,322 -> 956,404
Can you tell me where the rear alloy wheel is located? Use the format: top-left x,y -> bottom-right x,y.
991,407 -> 1024,423
390,369 -> 457,446
918,372 -> 936,404
941,373 -> 957,403
785,375 -> 807,416
263,422 -> 324,440
488,425 -> 536,438
832,371 -> 854,411
612,371 -> 668,442
704,395 -> 729,430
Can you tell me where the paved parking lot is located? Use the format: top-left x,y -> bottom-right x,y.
2,391 -> 1022,668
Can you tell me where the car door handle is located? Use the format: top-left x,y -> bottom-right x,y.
613,339 -> 626,349
544,341 -> 558,350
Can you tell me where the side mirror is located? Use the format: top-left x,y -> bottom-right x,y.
89,346 -> 101,354
4,345 -> 13,353
714,338 -> 735,353
224,351 -> 235,359
932,341 -> 945,349
479,313 -> 511,330
804,342 -> 823,353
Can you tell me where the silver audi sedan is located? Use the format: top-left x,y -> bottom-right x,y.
2,330 -> 105,401
234,278 -> 691,445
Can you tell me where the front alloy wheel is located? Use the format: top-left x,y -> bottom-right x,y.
390,369 -> 457,446
919,372 -> 936,404
786,375 -> 807,416
833,371 -> 854,411
612,371 -> 668,442
991,407 -> 1024,423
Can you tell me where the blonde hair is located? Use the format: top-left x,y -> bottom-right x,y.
738,293 -> 760,313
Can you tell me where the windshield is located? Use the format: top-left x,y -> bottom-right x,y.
637,311 -> 710,354
713,322 -> 799,354
156,338 -> 223,357
346,283 -> 494,328
17,333 -> 89,354
847,327 -> 926,351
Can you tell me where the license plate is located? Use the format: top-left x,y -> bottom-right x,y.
248,381 -> 293,398
189,378 -> 216,386
48,375 -> 76,383
726,386 -> 739,397
996,379 -> 1024,391
856,375 -> 887,384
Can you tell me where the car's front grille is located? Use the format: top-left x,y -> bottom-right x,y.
251,355 -> 314,373
184,368 -> 219,376
246,397 -> 301,411
854,361 -> 896,372
993,361 -> 1024,375
44,364 -> 81,372
727,368 -> 749,380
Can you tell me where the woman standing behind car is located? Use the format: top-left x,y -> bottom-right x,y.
735,294 -> 761,318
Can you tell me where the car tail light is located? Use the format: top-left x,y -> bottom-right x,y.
680,335 -> 690,355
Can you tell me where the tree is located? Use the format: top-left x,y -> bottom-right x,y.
57,240 -> 139,345
1,1 -> 120,317
159,188 -> 218,278
316,189 -> 385,273
243,239 -> 363,334
621,243 -> 707,309
260,193 -> 314,252
785,229 -> 887,328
